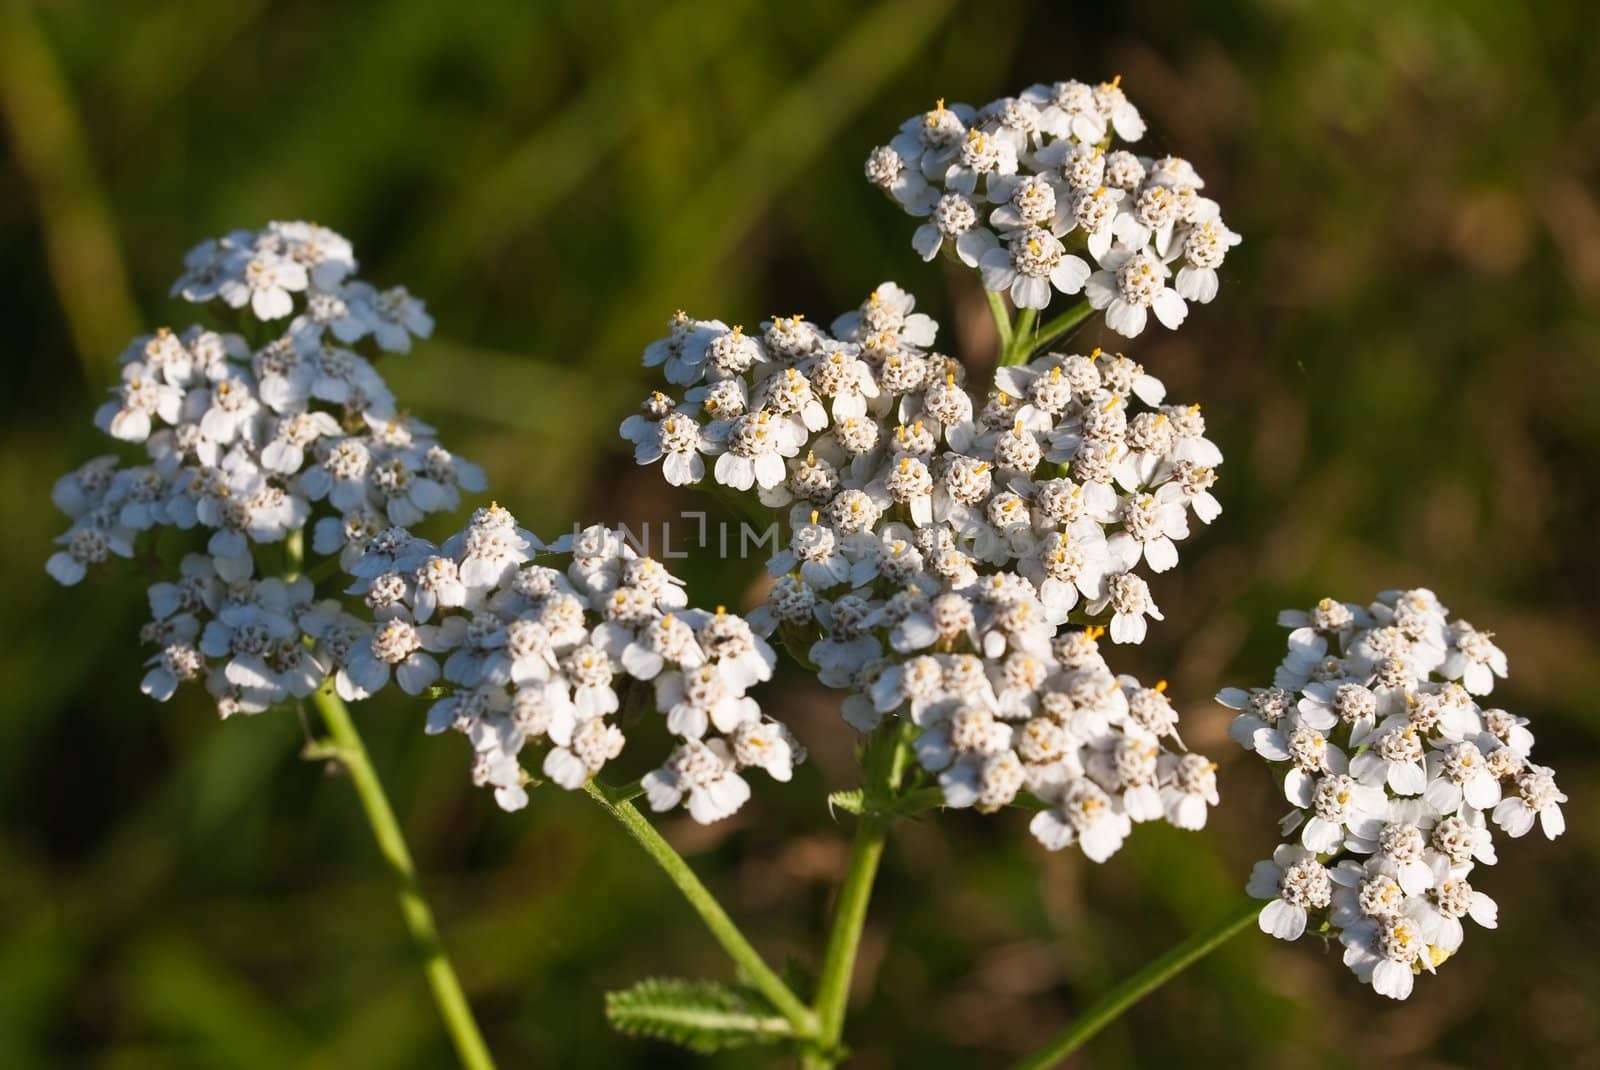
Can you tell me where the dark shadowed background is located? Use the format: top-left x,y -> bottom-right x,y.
2,1 -> 1598,1067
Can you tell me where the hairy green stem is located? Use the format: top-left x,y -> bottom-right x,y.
1023,299 -> 1094,360
310,687 -> 497,1070
805,817 -> 887,1067
1006,898 -> 1259,1070
985,289 -> 1014,353
804,727 -> 911,1067
582,781 -> 818,1036
1012,307 -> 1038,346
998,307 -> 1039,366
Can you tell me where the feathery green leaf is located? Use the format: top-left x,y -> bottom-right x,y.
604,978 -> 795,1054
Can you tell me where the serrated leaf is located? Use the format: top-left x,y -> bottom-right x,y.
827,789 -> 865,817
828,786 -> 949,821
604,978 -> 794,1054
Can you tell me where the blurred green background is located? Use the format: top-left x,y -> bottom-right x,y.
3,0 -> 1597,1066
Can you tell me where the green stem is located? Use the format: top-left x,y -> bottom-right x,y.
1012,307 -> 1038,345
807,817 -> 887,1066
1006,898 -> 1259,1070
310,687 -> 497,1070
582,781 -> 818,1036
1024,299 -> 1094,359
804,727 -> 910,1067
985,288 -> 1014,353
998,307 -> 1038,366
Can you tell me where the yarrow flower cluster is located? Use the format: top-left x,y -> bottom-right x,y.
339,506 -> 801,819
43,79 -> 1576,1054
866,79 -> 1239,336
620,80 -> 1235,859
624,282 -> 1223,856
48,222 -> 483,716
1223,590 -> 1566,999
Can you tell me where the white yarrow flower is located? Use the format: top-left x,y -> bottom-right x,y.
1224,590 -> 1566,999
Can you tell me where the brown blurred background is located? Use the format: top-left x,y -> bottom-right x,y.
2,0 -> 1597,1067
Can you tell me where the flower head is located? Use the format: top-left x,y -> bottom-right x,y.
50,223 -> 480,718
341,509 -> 798,822
1226,590 -> 1564,999
871,78 -> 1238,335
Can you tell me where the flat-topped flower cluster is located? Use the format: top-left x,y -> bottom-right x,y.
866,79 -> 1239,336
622,81 -> 1235,859
336,506 -> 801,819
47,223 -> 482,716
625,283 -> 1220,639
1224,590 -> 1567,999
624,281 -> 1223,856
49,76 -> 1569,1016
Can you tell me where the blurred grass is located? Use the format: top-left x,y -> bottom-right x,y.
2,0 -> 1599,1067
0,0 -> 138,378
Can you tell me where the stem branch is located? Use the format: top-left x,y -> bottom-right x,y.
998,307 -> 1038,366
1022,300 -> 1093,360
311,687 -> 496,1070
1006,898 -> 1259,1070
582,781 -> 818,1036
